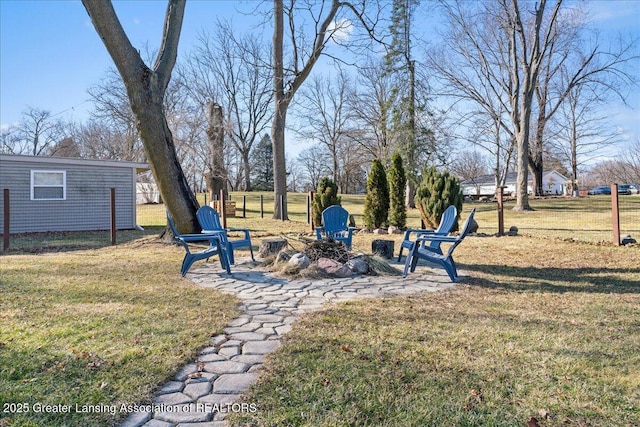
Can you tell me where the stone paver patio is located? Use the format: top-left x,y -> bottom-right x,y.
121,258 -> 457,427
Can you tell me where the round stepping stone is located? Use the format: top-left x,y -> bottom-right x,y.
213,373 -> 260,394
203,360 -> 249,374
242,340 -> 281,355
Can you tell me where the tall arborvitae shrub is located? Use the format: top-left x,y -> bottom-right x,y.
388,152 -> 407,228
363,159 -> 390,229
312,177 -> 341,226
415,166 -> 463,231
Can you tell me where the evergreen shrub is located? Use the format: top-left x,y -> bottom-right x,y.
312,177 -> 341,226
363,159 -> 390,229
415,166 -> 463,231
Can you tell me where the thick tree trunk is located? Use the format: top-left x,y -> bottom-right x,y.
271,104 -> 288,220
242,150 -> 252,191
82,0 -> 200,233
134,99 -> 200,233
531,159 -> 544,196
529,115 -> 545,196
206,102 -> 227,199
272,0 -> 288,220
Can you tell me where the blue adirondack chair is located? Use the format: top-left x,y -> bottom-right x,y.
166,209 -> 230,276
403,209 -> 476,281
196,206 -> 255,265
315,205 -> 356,249
397,205 -> 458,261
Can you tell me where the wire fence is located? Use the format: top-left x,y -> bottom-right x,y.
2,189 -> 638,253
136,190 -> 640,246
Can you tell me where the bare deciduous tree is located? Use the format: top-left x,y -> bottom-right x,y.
87,69 -> 142,161
297,145 -> 331,191
430,0 -> 563,210
270,0 -> 382,219
82,0 -> 200,233
528,5 -> 637,196
181,21 -> 273,191
549,83 -> 620,195
8,107 -> 67,156
347,58 -> 398,162
450,150 -> 491,195
295,70 -> 353,190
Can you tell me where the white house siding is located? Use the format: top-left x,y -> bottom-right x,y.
461,171 -> 568,197
0,155 -> 148,233
136,182 -> 161,204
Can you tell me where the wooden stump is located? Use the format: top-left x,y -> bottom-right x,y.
258,237 -> 288,258
372,239 -> 394,259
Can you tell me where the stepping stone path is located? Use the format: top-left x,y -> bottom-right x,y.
121,259 -> 456,427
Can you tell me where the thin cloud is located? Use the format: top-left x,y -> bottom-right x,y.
327,18 -> 353,43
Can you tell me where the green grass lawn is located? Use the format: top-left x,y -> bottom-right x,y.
232,237 -> 640,427
0,237 -> 238,427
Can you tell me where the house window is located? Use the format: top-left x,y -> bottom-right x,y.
31,170 -> 66,200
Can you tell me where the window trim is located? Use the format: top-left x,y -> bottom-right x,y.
30,170 -> 67,201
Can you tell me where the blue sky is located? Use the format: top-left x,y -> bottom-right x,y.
0,0 -> 253,126
1,0 -> 639,156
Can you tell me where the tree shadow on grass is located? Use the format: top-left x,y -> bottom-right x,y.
2,227 -> 166,254
460,263 -> 640,294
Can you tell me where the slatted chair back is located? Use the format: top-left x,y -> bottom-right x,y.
315,205 -> 356,249
442,208 -> 475,259
197,205 -> 224,231
322,205 -> 349,235
397,205 -> 458,261
196,206 -> 255,264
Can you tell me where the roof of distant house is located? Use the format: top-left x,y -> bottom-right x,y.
461,170 -> 568,186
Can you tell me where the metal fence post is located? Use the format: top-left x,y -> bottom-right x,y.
110,188 -> 116,245
611,183 -> 620,246
242,195 -> 246,218
260,195 -> 264,218
497,186 -> 505,236
3,189 -> 9,252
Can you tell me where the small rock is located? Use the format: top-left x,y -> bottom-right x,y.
346,257 -> 369,274
621,235 -> 637,245
373,228 -> 388,235
387,225 -> 402,234
288,253 -> 310,268
316,257 -> 353,277
275,251 -> 291,263
469,218 -> 479,233
508,225 -> 518,236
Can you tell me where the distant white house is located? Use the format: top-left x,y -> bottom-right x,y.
461,170 -> 569,196
136,171 -> 161,204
